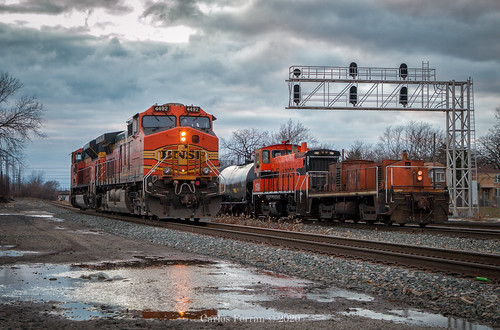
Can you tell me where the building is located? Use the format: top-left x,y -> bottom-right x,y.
424,162 -> 447,188
476,168 -> 500,207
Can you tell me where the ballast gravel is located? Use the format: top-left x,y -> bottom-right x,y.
51,205 -> 500,328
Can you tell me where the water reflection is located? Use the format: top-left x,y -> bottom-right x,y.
0,250 -> 39,257
142,309 -> 217,320
342,308 -> 492,330
0,261 -> 494,328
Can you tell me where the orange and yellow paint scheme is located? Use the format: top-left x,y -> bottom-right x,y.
70,103 -> 220,219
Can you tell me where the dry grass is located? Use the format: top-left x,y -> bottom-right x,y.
477,206 -> 500,218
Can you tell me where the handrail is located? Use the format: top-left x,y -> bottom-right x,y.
143,152 -> 169,197
201,150 -> 221,177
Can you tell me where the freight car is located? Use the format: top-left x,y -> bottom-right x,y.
220,141 -> 449,226
70,103 -> 220,219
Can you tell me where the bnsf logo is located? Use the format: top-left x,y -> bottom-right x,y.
160,150 -> 203,160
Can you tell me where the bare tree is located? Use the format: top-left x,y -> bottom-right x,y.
0,72 -> 45,161
220,128 -> 269,166
270,118 -> 317,146
376,121 -> 445,162
477,107 -> 500,169
345,140 -> 377,160
376,125 -> 405,159
15,171 -> 59,200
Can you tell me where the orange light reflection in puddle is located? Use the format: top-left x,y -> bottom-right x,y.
142,309 -> 217,320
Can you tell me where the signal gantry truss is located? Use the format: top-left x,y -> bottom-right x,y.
286,63 -> 477,217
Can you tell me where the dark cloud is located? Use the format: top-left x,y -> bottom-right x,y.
0,0 -> 132,15
160,0 -> 500,64
142,0 -> 202,25
0,0 -> 498,187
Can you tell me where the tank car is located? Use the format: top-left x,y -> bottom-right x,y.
70,103 -> 220,219
219,163 -> 255,215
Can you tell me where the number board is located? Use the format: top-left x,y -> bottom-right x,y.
154,105 -> 169,112
186,106 -> 200,112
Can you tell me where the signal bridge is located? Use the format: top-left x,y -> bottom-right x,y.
286,63 -> 477,217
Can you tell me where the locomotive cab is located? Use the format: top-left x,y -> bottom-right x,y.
379,153 -> 449,225
252,142 -> 340,218
139,104 -> 220,218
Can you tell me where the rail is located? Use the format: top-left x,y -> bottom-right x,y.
53,201 -> 500,280
185,221 -> 500,280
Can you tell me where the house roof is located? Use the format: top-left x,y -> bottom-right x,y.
423,162 -> 446,167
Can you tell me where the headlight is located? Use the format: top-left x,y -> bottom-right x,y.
417,170 -> 423,182
163,167 -> 172,175
202,167 -> 211,175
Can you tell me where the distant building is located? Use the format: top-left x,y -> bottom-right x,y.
476,168 -> 500,207
424,162 -> 447,188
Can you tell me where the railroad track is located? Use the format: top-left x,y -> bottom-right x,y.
51,202 -> 500,281
170,221 -> 500,281
421,225 -> 500,238
299,219 -> 500,239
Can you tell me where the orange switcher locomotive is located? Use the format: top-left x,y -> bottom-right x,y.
70,103 -> 220,219
220,142 -> 448,226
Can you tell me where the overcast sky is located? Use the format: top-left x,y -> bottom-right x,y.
1,0 -> 499,189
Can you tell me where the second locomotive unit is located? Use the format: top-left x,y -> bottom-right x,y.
220,141 -> 448,226
70,103 -> 220,219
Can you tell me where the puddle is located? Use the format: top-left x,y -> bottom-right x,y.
56,302 -> 121,321
19,210 -> 64,222
306,288 -> 374,302
70,229 -> 100,235
0,261 -> 330,322
0,261 -> 493,328
0,245 -> 40,257
342,308 -> 492,330
21,211 -> 54,218
0,250 -> 40,257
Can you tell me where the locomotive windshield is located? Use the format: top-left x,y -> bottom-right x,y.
180,116 -> 211,129
142,115 -> 176,135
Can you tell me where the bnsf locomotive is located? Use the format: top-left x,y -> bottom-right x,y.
70,103 -> 220,219
220,142 -> 448,226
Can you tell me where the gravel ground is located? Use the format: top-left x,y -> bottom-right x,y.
45,205 -> 499,328
2,199 -> 498,329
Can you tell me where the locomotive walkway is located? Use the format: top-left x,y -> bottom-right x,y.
53,202 -> 500,281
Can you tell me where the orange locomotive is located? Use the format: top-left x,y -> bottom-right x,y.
222,141 -> 448,226
70,103 -> 220,219
317,151 -> 449,226
251,142 -> 341,218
